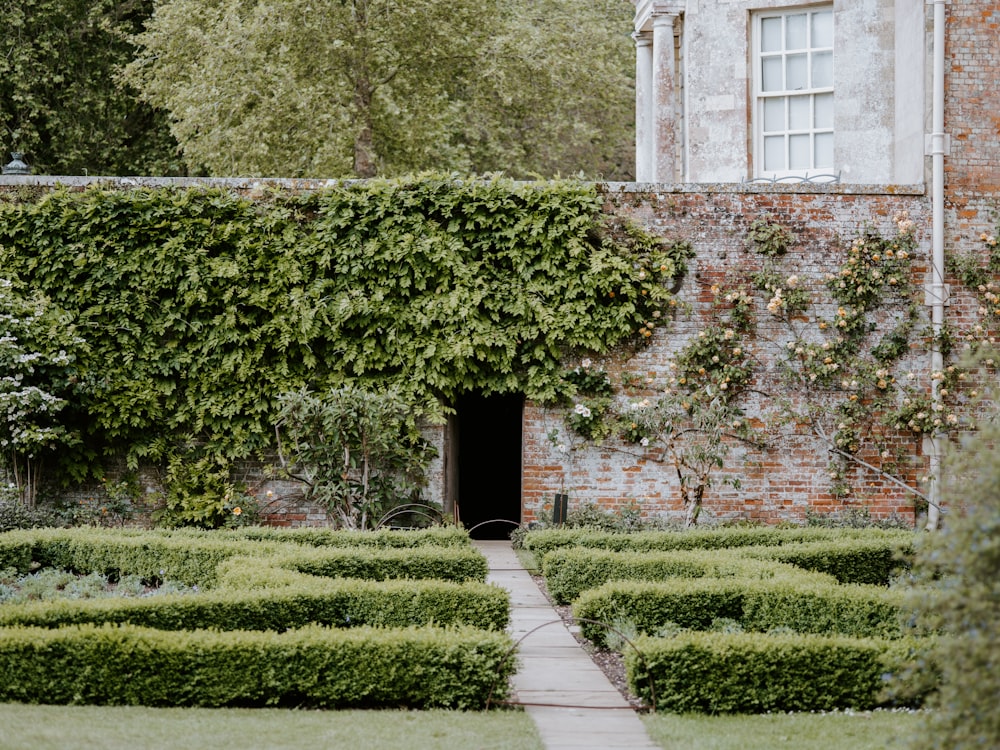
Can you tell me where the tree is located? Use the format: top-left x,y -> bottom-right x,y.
906,357 -> 1000,748
0,278 -> 85,505
275,386 -> 436,529
123,0 -> 635,179
0,0 -> 182,176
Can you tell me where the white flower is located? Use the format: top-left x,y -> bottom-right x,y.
573,403 -> 592,418
639,437 -> 650,447
580,358 -> 592,369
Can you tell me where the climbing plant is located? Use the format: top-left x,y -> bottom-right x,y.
554,211 -> 991,525
0,175 -> 691,486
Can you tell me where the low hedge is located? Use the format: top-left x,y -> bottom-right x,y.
0,623 -> 515,709
625,631 -> 931,714
0,529 -> 252,587
0,578 -> 509,632
0,529 -> 488,587
279,545 -> 488,583
573,578 -> 907,646
742,538 -> 912,585
520,526 -> 914,558
542,547 -> 831,605
144,525 -> 472,549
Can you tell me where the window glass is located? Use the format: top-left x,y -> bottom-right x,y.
789,134 -> 810,169
814,93 -> 834,128
764,98 -> 785,131
786,54 -> 808,90
764,136 -> 785,171
762,57 -> 783,91
789,96 -> 810,130
785,14 -> 807,49
812,51 -> 833,88
812,10 -> 834,47
761,17 -> 782,52
814,133 -> 834,168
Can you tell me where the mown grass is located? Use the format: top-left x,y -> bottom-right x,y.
0,704 -> 544,750
642,709 -> 925,750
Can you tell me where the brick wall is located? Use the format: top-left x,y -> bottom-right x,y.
520,184 -> 937,527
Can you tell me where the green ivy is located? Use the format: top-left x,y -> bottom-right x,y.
0,176 -> 688,482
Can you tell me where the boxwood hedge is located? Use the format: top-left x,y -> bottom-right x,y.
0,578 -> 509,632
0,623 -> 515,709
0,528 -> 488,587
542,547 -> 832,605
519,526 -> 913,558
625,631 -> 932,714
573,578 -> 908,646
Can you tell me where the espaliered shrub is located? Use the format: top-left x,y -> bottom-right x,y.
742,537 -> 913,585
0,579 -> 509,632
573,578 -> 907,647
625,632 -> 931,714
519,526 -> 913,559
541,547 -> 829,605
0,623 -> 514,709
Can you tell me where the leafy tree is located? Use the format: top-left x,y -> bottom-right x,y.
0,0 -> 182,176
0,278 -> 85,504
123,0 -> 635,179
906,358 -> 1000,749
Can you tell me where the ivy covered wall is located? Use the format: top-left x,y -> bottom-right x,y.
2,176 -> 997,528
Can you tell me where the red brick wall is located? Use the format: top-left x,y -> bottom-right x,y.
945,2 -> 1000,245
519,185 -> 938,527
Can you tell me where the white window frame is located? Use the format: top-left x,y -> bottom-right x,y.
752,6 -> 835,179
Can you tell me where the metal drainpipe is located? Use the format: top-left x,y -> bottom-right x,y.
926,0 -> 947,531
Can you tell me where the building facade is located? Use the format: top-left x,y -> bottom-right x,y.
512,0 -> 1000,533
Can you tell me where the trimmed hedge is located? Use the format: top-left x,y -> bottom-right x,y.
0,529 -> 488,587
0,529 -> 250,587
0,623 -> 515,709
542,547 -> 831,605
573,578 -> 907,647
142,525 -> 472,549
0,578 -> 509,632
743,538 -> 912,585
626,632 -> 930,714
520,526 -> 914,558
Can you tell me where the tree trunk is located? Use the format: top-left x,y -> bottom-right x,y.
353,78 -> 376,178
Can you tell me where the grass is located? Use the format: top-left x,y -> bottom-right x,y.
0,704 -> 544,750
641,709 -> 925,750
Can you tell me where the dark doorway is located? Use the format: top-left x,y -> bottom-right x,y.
454,392 -> 523,540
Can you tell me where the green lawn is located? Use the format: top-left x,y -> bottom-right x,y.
0,704 -> 544,750
642,710 -> 925,750
0,703 -> 927,750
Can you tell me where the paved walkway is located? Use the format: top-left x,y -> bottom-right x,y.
474,540 -> 660,750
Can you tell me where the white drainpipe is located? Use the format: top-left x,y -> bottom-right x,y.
926,0 -> 947,531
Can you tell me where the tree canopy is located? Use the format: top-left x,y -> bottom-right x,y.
0,0 -> 182,176
123,0 -> 635,179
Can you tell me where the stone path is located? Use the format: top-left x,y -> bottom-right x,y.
474,540 -> 660,750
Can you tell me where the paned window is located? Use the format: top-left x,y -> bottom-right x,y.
754,7 -> 834,176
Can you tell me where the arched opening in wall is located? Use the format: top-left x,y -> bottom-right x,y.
452,391 -> 523,540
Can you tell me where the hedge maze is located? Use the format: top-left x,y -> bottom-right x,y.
519,526 -> 935,714
0,527 -> 514,709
